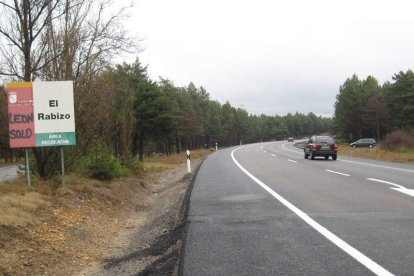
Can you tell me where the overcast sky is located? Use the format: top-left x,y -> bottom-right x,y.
124,0 -> 414,117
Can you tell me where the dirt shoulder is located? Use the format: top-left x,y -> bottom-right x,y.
0,158 -> 203,276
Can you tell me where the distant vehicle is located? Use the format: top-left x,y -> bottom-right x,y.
304,135 -> 338,160
350,138 -> 376,148
288,137 -> 294,142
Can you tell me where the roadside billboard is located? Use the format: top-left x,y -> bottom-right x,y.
7,81 -> 76,148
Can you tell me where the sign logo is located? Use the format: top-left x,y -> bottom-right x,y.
9,92 -> 17,104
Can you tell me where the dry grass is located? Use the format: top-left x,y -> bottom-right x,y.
339,144 -> 414,164
0,177 -> 29,195
0,172 -> 138,228
0,192 -> 50,226
144,149 -> 210,170
0,177 -> 51,227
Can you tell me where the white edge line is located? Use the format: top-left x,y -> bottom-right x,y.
288,159 -> 297,163
326,170 -> 350,177
340,159 -> 414,173
366,178 -> 405,189
231,147 -> 393,276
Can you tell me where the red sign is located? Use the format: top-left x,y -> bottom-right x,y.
7,82 -> 35,148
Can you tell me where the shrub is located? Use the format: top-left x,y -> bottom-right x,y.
78,139 -> 126,180
121,155 -> 144,175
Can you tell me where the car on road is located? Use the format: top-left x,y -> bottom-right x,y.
350,138 -> 376,148
304,135 -> 338,160
287,137 -> 294,142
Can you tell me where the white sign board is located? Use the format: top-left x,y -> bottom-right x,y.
33,81 -> 76,146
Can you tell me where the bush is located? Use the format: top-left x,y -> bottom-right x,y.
78,139 -> 126,180
121,155 -> 144,175
382,127 -> 414,150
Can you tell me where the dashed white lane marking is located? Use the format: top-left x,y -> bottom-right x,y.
232,147 -> 393,276
367,178 -> 414,197
326,170 -> 350,177
288,159 -> 297,163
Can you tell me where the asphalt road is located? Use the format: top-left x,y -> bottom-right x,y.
182,141 -> 414,275
0,164 -> 19,182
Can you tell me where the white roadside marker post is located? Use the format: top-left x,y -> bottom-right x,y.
215,142 -> 218,151
186,149 -> 191,173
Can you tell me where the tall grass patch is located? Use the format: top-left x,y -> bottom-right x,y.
381,128 -> 414,150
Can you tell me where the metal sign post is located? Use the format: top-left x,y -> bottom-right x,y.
25,148 -> 31,188
60,147 -> 65,187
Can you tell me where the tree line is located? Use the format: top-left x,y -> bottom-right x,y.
1,59 -> 332,171
0,0 -> 332,178
109,61 -> 332,159
333,71 -> 414,142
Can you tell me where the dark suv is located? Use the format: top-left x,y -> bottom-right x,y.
304,135 -> 338,160
350,138 -> 376,148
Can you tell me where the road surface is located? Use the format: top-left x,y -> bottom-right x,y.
183,141 -> 414,275
0,164 -> 19,182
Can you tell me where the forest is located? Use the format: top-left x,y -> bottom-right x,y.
333,71 -> 414,142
